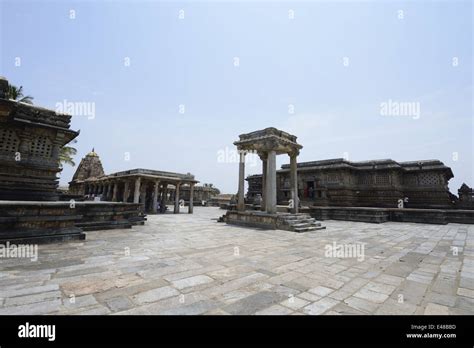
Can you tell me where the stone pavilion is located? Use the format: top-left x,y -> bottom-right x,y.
222,128 -> 325,232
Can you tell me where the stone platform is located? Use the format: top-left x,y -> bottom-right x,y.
306,206 -> 474,225
0,201 -> 146,244
0,207 -> 472,315
222,210 -> 325,232
0,201 -> 85,244
73,202 -> 146,231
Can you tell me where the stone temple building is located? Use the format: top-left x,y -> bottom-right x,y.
457,183 -> 474,209
180,184 -> 220,206
0,79 -> 79,201
246,158 -> 457,209
68,150 -> 219,213
0,77 -> 146,243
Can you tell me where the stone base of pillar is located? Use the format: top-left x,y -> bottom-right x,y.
221,210 -> 325,232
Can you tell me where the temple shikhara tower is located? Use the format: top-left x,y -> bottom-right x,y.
71,148 -> 105,184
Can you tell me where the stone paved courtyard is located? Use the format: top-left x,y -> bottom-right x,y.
1,207 -> 473,315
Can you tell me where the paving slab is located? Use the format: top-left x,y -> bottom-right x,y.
0,207 -> 472,315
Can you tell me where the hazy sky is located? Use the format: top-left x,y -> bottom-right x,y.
1,0 -> 472,194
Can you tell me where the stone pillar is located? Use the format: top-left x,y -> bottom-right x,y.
133,177 -> 141,203
152,180 -> 160,213
237,151 -> 246,211
162,184 -> 168,205
107,183 -> 113,200
101,183 -> 107,200
188,183 -> 194,214
174,182 -> 181,213
260,154 -> 267,211
123,181 -> 130,202
290,153 -> 299,214
266,150 -> 277,214
140,183 -> 147,209
112,182 -> 118,202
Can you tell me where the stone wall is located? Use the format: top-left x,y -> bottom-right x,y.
306,206 -> 474,225
0,201 -> 146,244
0,201 -> 85,244
248,158 -> 456,209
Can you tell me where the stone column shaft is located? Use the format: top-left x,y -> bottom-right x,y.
290,154 -> 298,214
162,185 -> 168,205
140,184 -> 147,209
261,157 -> 267,211
112,183 -> 118,202
174,182 -> 181,214
237,151 -> 246,211
266,150 -> 277,214
152,180 -> 160,213
133,177 -> 141,204
123,181 -> 130,202
188,183 -> 194,214
107,183 -> 113,200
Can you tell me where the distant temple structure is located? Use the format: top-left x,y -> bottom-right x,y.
457,183 -> 474,209
68,150 -> 219,213
246,158 -> 460,209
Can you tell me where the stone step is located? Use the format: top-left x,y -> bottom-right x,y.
281,217 -> 313,222
279,213 -> 312,218
75,220 -> 133,231
286,219 -> 316,225
277,212 -> 326,233
290,222 -> 316,228
294,225 -> 326,232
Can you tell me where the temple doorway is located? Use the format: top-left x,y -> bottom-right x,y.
306,181 -> 315,199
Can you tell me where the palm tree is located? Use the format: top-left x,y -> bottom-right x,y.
59,140 -> 78,168
6,85 -> 34,104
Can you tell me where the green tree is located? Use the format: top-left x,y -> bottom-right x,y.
6,85 -> 34,104
59,140 -> 78,168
